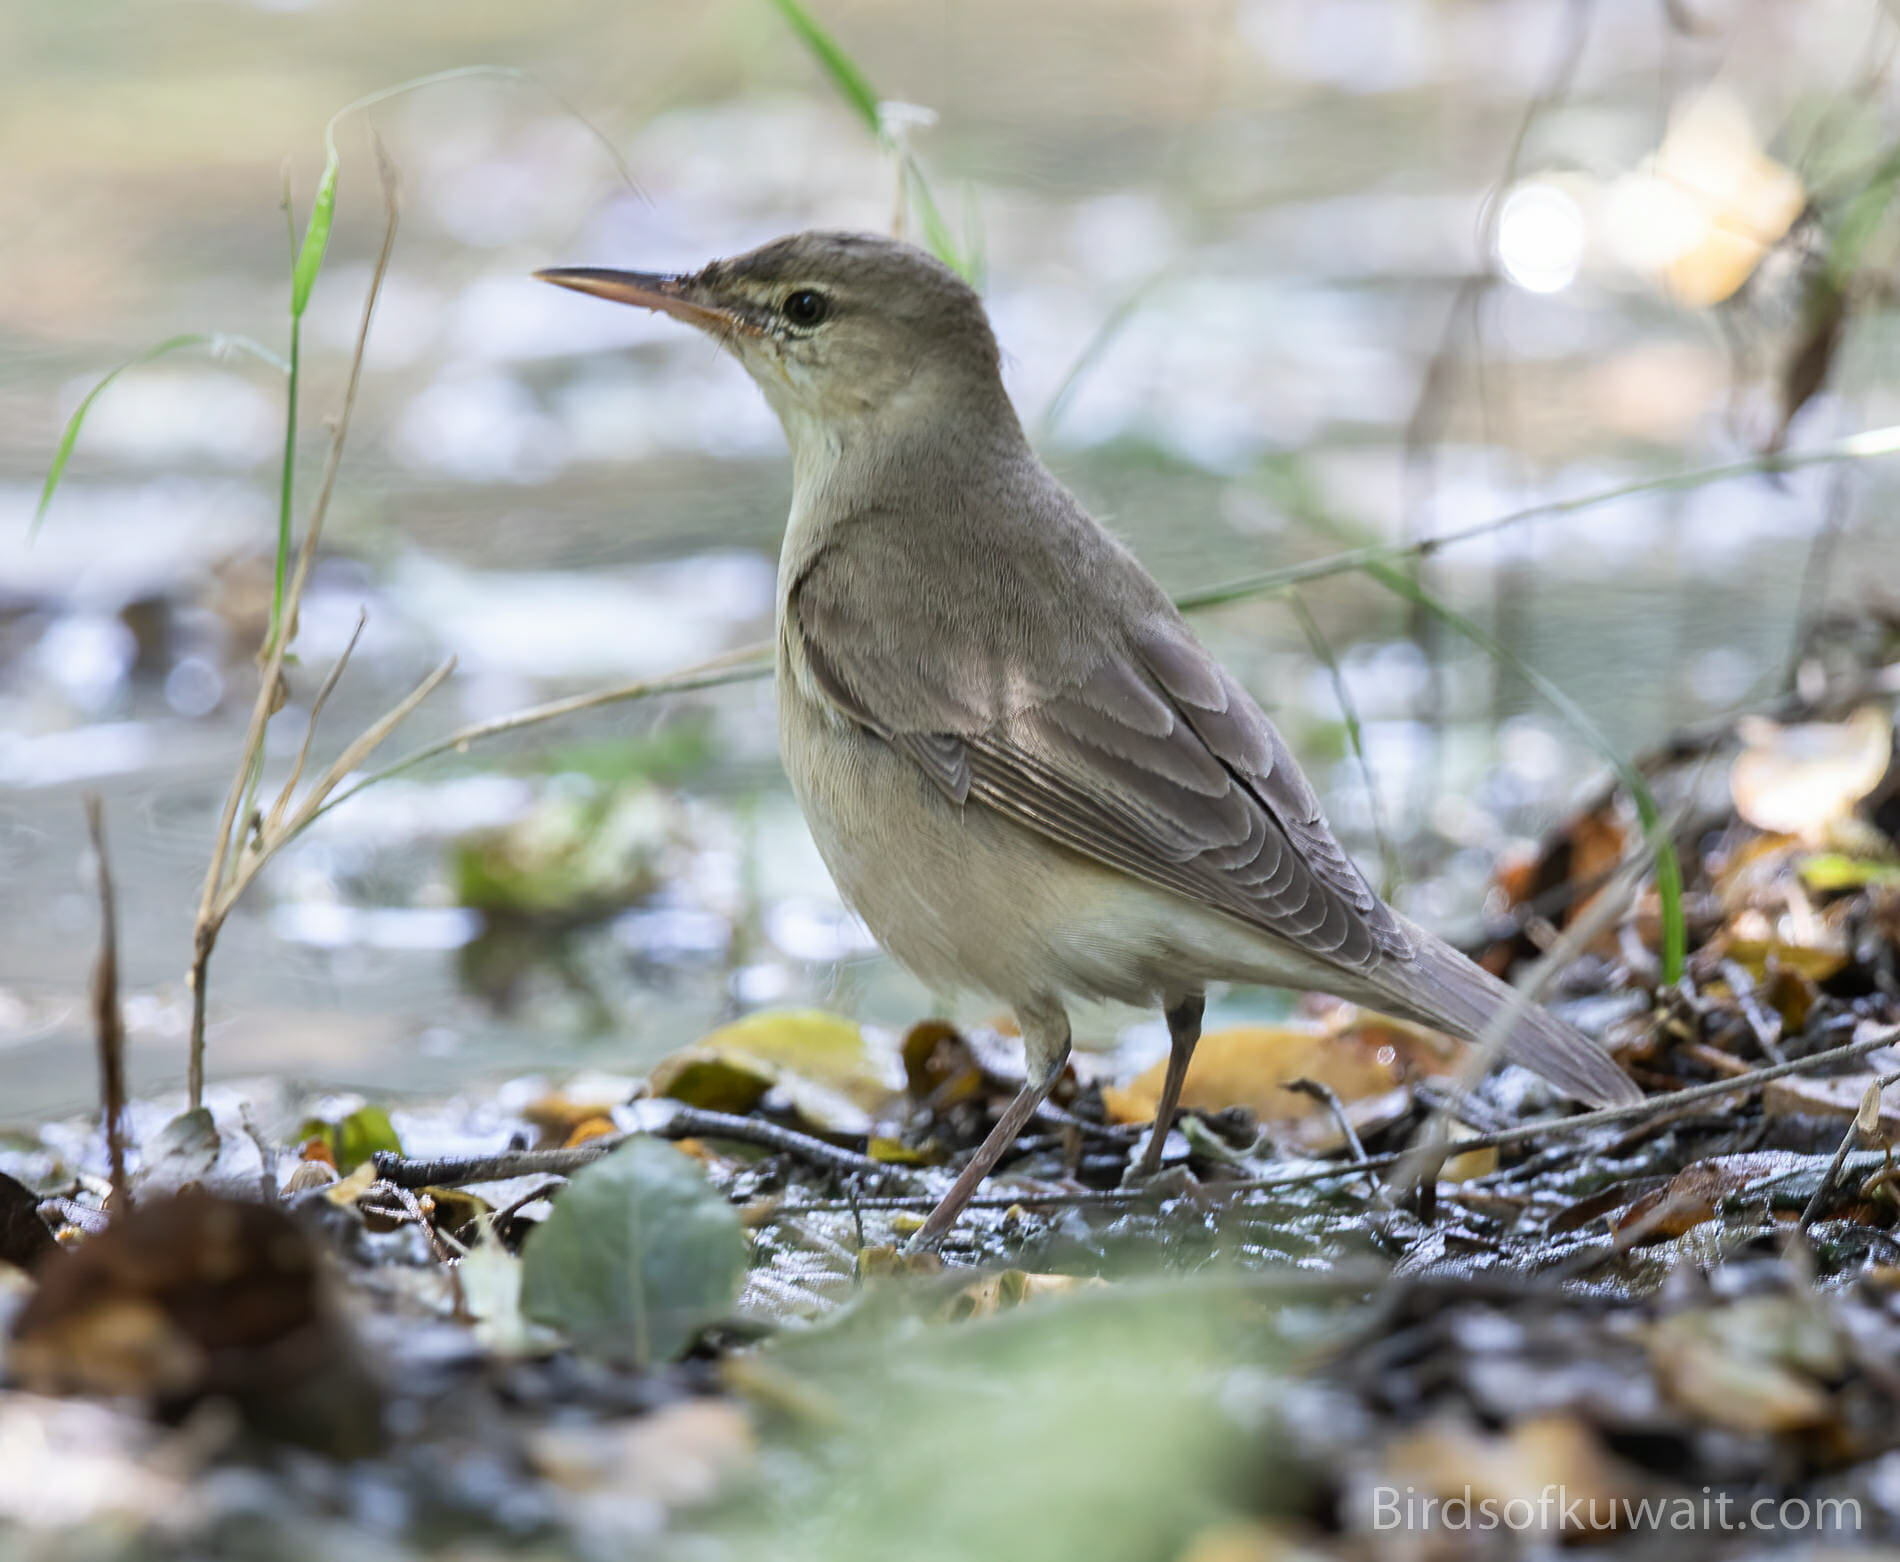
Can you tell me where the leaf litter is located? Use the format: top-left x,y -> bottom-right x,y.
10,663 -> 1900,1557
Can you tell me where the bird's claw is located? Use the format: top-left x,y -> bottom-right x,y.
1119,1159 -> 1203,1201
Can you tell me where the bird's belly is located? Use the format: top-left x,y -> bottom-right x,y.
777,682 -> 1184,1007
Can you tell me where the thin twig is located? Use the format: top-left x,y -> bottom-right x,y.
1784,460 -> 1858,689
1284,1078 -> 1370,1165
754,1185 -> 1155,1220
1033,1100 -> 1141,1143
308,645 -> 772,826
84,796 -> 128,1209
1797,1069 -> 1900,1230
1719,958 -> 1788,1065
250,656 -> 457,867
375,1143 -> 621,1187
389,1182 -> 462,1265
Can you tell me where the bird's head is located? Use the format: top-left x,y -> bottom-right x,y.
537,230 -> 1008,465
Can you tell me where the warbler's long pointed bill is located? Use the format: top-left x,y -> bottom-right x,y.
533,266 -> 753,334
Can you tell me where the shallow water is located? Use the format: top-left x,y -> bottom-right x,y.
4,0 -> 1898,1122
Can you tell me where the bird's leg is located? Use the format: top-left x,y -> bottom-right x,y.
1134,992 -> 1204,1179
906,1003 -> 1071,1252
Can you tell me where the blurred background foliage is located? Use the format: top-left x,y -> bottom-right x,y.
3,0 -> 1899,1120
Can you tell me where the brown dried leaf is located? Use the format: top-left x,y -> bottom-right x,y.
9,1191 -> 379,1453
1612,1153 -> 1795,1240
901,1018 -> 984,1107
941,1268 -> 1107,1323
1383,1414 -> 1632,1533
1721,937 -> 1847,985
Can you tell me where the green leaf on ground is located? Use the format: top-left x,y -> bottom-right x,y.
1799,852 -> 1900,891
299,1104 -> 402,1173
520,1136 -> 748,1366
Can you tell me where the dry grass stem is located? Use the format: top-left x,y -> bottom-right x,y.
264,609 -> 366,837
1797,1068 -> 1900,1230
311,642 -> 773,824
84,796 -> 129,1209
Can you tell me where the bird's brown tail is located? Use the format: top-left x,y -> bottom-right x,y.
1370,928 -> 1642,1108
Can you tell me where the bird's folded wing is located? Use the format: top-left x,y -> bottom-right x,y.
794,579 -> 1411,972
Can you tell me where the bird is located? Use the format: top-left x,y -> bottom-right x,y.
536,231 -> 1641,1247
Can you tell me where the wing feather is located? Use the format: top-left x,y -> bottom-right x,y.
793,563 -> 1410,971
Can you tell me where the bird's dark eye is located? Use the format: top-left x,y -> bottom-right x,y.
783,289 -> 829,327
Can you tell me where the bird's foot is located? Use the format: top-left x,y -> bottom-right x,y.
1119,1162 -> 1205,1203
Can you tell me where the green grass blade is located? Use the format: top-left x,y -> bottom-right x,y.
32,333 -> 289,539
269,315 -> 302,650
764,0 -> 882,133
763,0 -> 974,278
321,64 -> 643,204
290,159 -> 338,318
1362,558 -> 1687,983
958,180 -> 988,290
1288,591 -> 1399,900
1039,278 -> 1161,442
903,155 -> 973,279
1175,423 -> 1900,615
1828,139 -> 1900,284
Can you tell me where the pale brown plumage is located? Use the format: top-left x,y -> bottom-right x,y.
538,230 -> 1640,1246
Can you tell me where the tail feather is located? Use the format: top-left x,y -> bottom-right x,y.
1369,927 -> 1642,1108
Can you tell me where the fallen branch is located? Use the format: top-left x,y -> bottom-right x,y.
373,1102 -> 904,1188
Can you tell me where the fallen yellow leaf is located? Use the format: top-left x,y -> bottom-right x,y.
649,1010 -> 906,1135
1731,705 -> 1893,843
941,1268 -> 1106,1323
1103,1015 -> 1464,1153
